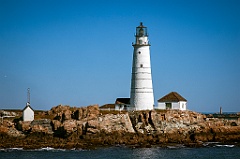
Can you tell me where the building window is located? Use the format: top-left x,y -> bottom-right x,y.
140,64 -> 143,67
166,103 -> 172,109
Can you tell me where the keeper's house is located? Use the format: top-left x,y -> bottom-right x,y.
115,98 -> 130,111
156,92 -> 187,110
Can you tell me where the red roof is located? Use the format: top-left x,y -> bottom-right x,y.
115,98 -> 130,104
158,92 -> 187,102
100,104 -> 115,109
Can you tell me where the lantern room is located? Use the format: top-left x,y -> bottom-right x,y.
136,22 -> 148,37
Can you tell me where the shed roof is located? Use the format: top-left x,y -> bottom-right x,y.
115,98 -> 130,105
100,104 -> 115,109
158,92 -> 187,102
23,105 -> 34,112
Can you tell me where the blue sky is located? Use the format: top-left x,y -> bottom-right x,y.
0,0 -> 239,112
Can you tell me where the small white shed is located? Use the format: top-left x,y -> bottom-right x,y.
23,102 -> 34,121
156,92 -> 187,110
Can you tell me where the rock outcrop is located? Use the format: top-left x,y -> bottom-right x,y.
0,105 -> 240,149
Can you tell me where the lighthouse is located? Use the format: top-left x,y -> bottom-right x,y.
130,22 -> 154,110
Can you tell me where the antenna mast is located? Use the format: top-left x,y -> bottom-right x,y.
27,88 -> 30,105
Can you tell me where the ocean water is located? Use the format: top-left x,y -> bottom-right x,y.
0,144 -> 240,159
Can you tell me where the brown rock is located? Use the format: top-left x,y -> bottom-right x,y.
51,120 -> 61,131
48,105 -> 71,115
62,109 -> 72,121
0,125 -> 8,133
18,121 -> 31,131
3,120 -> 15,128
87,119 -> 99,129
98,113 -> 135,133
86,105 -> 100,120
2,105 -> 240,149
62,120 -> 77,134
73,108 -> 86,120
7,127 -> 25,137
30,119 -> 53,134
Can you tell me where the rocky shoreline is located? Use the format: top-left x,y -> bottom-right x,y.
1,105 -> 240,149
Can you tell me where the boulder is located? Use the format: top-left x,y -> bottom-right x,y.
30,119 -> 54,134
51,120 -> 62,131
17,121 -> 31,131
62,120 -> 77,134
48,105 -> 71,115
97,113 -> 135,133
62,109 -> 72,121
0,125 -> 8,134
49,104 -> 100,122
73,108 -> 87,120
86,105 -> 100,120
7,127 -> 25,137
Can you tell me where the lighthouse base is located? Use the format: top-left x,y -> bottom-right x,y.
130,92 -> 154,110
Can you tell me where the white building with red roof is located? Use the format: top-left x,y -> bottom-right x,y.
157,92 -> 187,110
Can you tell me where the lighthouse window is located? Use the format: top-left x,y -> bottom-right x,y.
138,51 -> 141,54
140,64 -> 143,67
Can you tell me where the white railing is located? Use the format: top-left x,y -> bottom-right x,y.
0,116 -> 15,124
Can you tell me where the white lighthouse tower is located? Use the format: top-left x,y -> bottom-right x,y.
130,22 -> 154,110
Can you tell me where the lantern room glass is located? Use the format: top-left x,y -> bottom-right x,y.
136,22 -> 148,37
